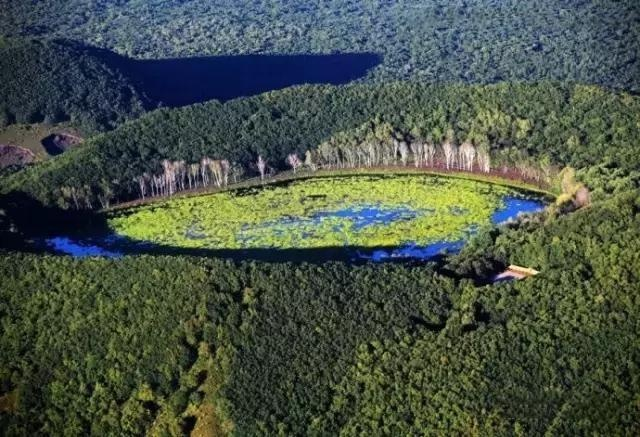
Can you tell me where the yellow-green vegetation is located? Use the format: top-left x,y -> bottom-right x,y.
108,175 -> 517,250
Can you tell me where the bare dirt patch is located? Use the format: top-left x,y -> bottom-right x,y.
0,144 -> 36,169
0,122 -> 83,158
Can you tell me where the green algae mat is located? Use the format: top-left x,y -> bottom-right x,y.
107,175 -> 531,250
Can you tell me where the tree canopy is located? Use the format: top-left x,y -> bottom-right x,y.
1,1 -> 638,91
0,38 -> 148,132
3,82 -> 639,209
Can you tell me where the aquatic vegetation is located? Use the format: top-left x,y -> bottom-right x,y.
107,175 -> 539,250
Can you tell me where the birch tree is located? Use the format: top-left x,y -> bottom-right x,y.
257,155 -> 267,180
135,173 -> 148,199
459,141 -> 476,171
161,160 -> 176,195
230,162 -> 244,183
442,140 -> 457,170
286,153 -> 302,173
425,142 -> 437,167
200,157 -> 211,186
411,141 -> 424,167
476,144 -> 491,173
304,150 -> 316,171
209,159 -> 223,187
188,163 -> 199,189
221,160 -> 230,186
175,161 -> 186,191
398,141 -> 410,166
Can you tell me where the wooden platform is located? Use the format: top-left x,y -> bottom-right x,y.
493,265 -> 540,282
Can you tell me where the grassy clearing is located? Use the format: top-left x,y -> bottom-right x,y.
107,175 -> 527,250
0,122 -> 81,158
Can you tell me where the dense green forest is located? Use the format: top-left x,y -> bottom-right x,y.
3,82 -> 639,209
2,2 -> 640,434
0,38 -> 148,132
1,185 -> 639,434
1,1 -> 639,91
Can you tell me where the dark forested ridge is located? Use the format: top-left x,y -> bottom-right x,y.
3,82 -> 639,209
1,0 -> 639,91
0,38 -> 148,132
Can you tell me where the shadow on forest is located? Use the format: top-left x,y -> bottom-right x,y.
110,240 -> 451,265
0,191 -> 103,252
82,42 -> 382,106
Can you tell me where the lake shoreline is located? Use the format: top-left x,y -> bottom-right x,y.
106,166 -> 556,213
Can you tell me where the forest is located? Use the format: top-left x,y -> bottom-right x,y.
1,80 -> 639,435
3,82 -> 638,210
1,1 -> 640,435
0,38 -> 148,132
1,1 -> 639,91
1,185 -> 639,435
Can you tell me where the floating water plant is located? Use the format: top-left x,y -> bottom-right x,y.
107,175 -> 543,251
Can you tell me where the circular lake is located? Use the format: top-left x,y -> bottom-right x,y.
46,175 -> 548,262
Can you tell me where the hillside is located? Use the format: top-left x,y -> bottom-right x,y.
1,2 -> 640,434
1,185 -> 639,434
3,82 -> 639,209
0,38 -> 149,132
1,1 -> 639,91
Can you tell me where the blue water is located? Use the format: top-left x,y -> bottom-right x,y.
45,237 -> 122,258
492,196 -> 544,223
314,205 -> 421,231
237,203 -> 426,247
92,47 -> 381,106
355,196 -> 544,262
359,240 -> 465,262
46,195 -> 545,261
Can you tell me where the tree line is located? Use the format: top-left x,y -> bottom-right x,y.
4,82 -> 638,209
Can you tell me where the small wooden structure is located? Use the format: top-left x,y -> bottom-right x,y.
493,265 -> 540,282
